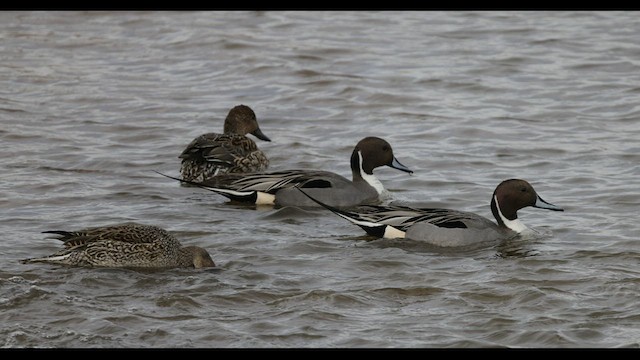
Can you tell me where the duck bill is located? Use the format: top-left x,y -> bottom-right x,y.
389,157 -> 413,174
251,127 -> 271,142
534,195 -> 564,211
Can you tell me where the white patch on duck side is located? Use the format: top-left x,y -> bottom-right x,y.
358,151 -> 385,195
494,195 -> 529,233
255,191 -> 276,205
383,225 -> 406,239
331,210 -> 405,239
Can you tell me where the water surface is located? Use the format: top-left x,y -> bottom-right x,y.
1,11 -> 639,348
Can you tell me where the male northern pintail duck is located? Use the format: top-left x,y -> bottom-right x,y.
297,179 -> 564,246
21,223 -> 216,269
179,104 -> 271,182
160,136 -> 413,207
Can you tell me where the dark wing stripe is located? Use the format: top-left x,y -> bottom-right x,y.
158,169 -> 337,199
227,170 -> 333,193
337,206 -> 470,230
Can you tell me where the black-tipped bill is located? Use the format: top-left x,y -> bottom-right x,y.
252,127 -> 271,142
534,195 -> 564,211
389,157 -> 413,174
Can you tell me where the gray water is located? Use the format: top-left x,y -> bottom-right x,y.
1,11 -> 639,348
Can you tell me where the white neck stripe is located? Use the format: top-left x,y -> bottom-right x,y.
494,195 -> 528,233
358,151 -> 385,195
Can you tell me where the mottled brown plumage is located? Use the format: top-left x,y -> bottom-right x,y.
22,223 -> 215,269
179,105 -> 270,182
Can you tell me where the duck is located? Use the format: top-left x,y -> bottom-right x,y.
179,104 -> 271,182
21,223 -> 216,269
296,179 -> 564,246
160,136 -> 413,207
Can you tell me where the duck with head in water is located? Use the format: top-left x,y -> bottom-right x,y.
22,223 -> 216,269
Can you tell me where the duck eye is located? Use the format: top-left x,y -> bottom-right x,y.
520,187 -> 527,192
382,145 -> 389,151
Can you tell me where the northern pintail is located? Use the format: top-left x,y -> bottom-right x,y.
161,136 -> 413,207
21,223 -> 216,269
297,179 -> 564,246
179,104 -> 271,182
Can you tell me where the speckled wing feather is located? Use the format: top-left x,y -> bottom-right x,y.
344,205 -> 474,230
179,133 -> 269,180
180,133 -> 258,165
296,187 -> 487,238
199,170 -> 338,194
82,241 -> 166,267
42,223 -> 180,247
180,133 -> 226,163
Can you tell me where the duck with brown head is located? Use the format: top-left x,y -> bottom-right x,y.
297,179 -> 564,247
161,136 -> 413,208
179,104 -> 271,182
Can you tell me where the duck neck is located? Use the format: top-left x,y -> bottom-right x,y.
351,150 -> 384,195
491,195 -> 528,233
223,122 -> 239,135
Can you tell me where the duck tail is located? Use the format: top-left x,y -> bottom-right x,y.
295,186 -> 387,237
153,170 -> 259,203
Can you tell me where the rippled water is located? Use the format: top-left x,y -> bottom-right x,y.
1,11 -> 639,348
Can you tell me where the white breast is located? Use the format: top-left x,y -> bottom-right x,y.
358,151 -> 385,195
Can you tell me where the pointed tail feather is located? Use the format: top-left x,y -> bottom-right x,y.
21,257 -> 44,264
295,187 -> 387,237
21,253 -> 72,265
154,170 -> 258,203
42,230 -> 71,236
42,230 -> 78,242
295,186 -> 359,218
153,170 -> 211,188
